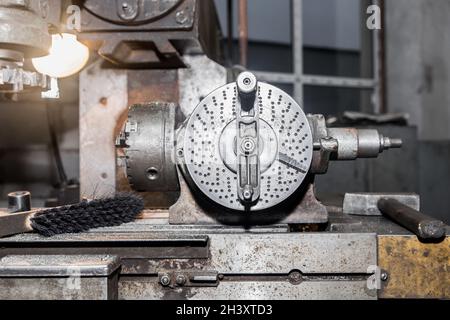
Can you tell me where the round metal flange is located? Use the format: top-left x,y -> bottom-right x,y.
182,81 -> 313,212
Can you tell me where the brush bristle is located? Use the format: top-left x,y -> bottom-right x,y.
30,193 -> 144,237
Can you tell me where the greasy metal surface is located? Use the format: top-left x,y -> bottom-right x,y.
115,232 -> 377,299
117,69 -> 180,208
78,0 -> 221,68
80,0 -> 194,31
0,223 -> 378,299
378,235 -> 450,299
328,213 -> 412,235
79,60 -> 128,199
178,55 -> 227,117
0,276 -> 117,300
0,232 -> 209,260
0,230 -> 376,275
83,0 -> 182,25
0,4 -> 50,57
207,233 -> 376,274
122,102 -> 179,193
170,167 -> 328,224
0,254 -> 120,277
119,280 -> 376,300
326,128 -> 402,160
0,210 -> 31,238
92,219 -> 288,234
182,81 -> 313,211
343,193 -> 420,216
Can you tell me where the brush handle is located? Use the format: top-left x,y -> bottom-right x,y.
0,210 -> 36,238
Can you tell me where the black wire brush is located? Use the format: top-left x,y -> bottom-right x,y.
0,194 -> 144,238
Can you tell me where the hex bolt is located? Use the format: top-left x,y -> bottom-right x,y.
160,274 -> 171,286
175,274 -> 187,286
176,10 -> 188,24
380,271 -> 389,282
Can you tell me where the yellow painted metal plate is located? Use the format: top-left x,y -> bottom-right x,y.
378,235 -> 449,299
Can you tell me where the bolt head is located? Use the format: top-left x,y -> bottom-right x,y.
381,271 -> 389,281
176,11 -> 188,24
241,138 -> 256,154
237,72 -> 257,94
160,274 -> 171,286
175,274 -> 186,286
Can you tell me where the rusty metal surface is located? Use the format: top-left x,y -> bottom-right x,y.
119,280 -> 375,300
0,254 -> 120,277
116,232 -> 377,299
178,55 -> 227,117
117,69 -> 180,208
378,235 -> 450,299
170,167 -> 328,225
0,276 -> 117,300
0,254 -> 119,300
0,222 -> 380,299
0,3 -> 51,57
79,60 -> 128,199
208,233 -> 376,274
343,193 -> 420,216
378,198 -> 446,239
80,63 -> 181,204
80,0 -> 195,32
82,0 -> 183,26
0,231 -> 210,260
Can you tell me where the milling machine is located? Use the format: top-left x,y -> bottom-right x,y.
0,0 -> 447,300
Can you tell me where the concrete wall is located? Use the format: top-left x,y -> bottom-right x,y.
386,0 -> 450,140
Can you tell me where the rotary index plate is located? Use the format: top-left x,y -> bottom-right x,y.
183,82 -> 313,211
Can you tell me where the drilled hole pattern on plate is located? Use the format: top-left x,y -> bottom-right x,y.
183,82 -> 313,211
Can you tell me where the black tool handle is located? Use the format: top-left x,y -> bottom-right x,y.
378,198 -> 446,239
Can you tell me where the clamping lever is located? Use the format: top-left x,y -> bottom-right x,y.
236,72 -> 261,206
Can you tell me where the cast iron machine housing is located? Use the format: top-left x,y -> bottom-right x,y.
0,0 -> 61,94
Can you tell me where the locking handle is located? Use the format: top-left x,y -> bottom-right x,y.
236,72 -> 261,206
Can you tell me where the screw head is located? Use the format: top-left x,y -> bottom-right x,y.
160,274 -> 171,286
175,274 -> 187,286
381,271 -> 389,281
241,137 -> 256,153
176,10 -> 188,24
237,72 -> 257,94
